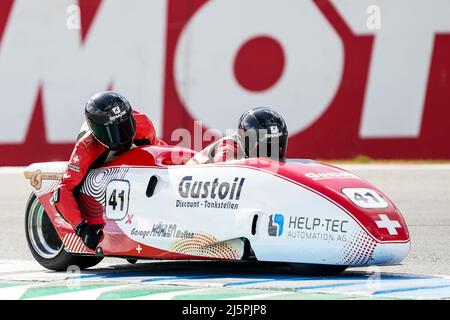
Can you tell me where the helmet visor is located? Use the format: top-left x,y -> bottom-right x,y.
89,117 -> 136,150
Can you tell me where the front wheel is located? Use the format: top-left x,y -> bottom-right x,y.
25,193 -> 103,271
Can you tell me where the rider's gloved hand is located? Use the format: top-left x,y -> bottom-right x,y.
74,221 -> 104,250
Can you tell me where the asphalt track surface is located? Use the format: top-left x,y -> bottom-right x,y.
0,164 -> 449,300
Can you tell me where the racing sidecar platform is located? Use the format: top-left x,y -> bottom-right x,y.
24,145 -> 410,273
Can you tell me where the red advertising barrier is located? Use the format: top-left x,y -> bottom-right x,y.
1,0 -> 450,165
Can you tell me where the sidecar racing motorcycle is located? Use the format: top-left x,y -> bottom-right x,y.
23,145 -> 410,274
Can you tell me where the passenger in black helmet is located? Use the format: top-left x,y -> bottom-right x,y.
238,107 -> 288,161
189,107 -> 288,164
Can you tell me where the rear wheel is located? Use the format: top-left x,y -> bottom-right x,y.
25,193 -> 103,271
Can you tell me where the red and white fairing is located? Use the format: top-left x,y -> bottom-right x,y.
25,146 -> 410,266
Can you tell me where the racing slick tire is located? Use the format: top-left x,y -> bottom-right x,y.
25,193 -> 103,271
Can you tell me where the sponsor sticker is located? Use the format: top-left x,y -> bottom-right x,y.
265,126 -> 283,138
130,222 -> 194,240
176,176 -> 245,210
305,171 -> 358,181
269,214 -> 349,242
68,163 -> 80,173
112,106 -> 121,115
24,170 -> 63,190
268,214 -> 284,237
109,108 -> 127,121
286,216 -> 349,242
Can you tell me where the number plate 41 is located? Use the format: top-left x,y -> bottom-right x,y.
341,188 -> 388,209
105,180 -> 130,220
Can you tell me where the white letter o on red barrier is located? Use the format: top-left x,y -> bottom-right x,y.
174,0 -> 344,134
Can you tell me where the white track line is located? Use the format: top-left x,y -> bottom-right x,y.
0,283 -> 46,300
224,292 -> 287,300
129,288 -> 212,300
29,284 -> 135,300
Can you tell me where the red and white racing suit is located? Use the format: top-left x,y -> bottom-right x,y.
189,134 -> 246,164
55,110 -> 166,228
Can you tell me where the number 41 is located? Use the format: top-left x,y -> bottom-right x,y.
354,192 -> 379,203
109,189 -> 125,211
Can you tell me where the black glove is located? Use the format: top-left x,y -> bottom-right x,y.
74,222 -> 104,250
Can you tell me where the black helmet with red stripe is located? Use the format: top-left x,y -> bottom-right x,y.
237,107 -> 288,161
85,91 -> 136,152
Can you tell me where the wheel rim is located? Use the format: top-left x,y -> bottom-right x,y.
27,197 -> 63,259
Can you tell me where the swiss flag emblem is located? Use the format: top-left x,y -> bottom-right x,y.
375,214 -> 402,236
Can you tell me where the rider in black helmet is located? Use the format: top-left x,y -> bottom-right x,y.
56,91 -> 161,250
237,107 -> 288,161
190,107 -> 288,164
84,91 -> 137,152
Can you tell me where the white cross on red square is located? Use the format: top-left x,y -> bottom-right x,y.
375,214 -> 402,235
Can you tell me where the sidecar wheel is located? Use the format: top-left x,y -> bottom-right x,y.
25,193 -> 103,271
